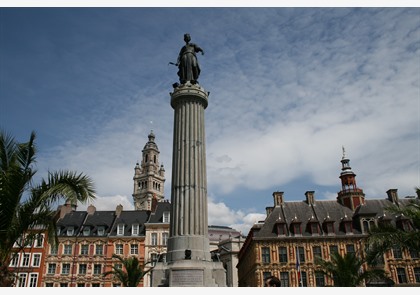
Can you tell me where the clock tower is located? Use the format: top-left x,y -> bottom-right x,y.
132,131 -> 166,210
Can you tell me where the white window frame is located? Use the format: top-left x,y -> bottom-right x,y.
162,232 -> 169,246
21,253 -> 30,267
29,273 -> 38,287
35,234 -> 44,248
83,227 -> 90,236
9,253 -> 19,267
117,224 -> 124,236
115,244 -> 123,255
17,273 -> 27,287
32,253 -> 41,267
62,263 -> 71,274
132,224 -> 139,236
131,244 -> 139,255
97,226 -> 105,236
151,233 -> 158,246
67,227 -> 74,236
48,263 -> 56,274
163,212 -> 170,223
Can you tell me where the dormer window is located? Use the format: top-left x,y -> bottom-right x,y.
132,224 -> 139,236
163,212 -> 170,223
83,227 -> 90,236
291,223 -> 302,236
323,221 -> 335,235
97,226 -> 105,236
276,223 -> 287,236
67,227 -> 74,236
117,224 -> 124,236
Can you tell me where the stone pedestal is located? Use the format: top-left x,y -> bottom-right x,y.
151,82 -> 226,287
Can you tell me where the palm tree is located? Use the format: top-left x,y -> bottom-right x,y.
366,188 -> 420,265
103,254 -> 153,287
315,252 -> 388,287
0,129 -> 96,286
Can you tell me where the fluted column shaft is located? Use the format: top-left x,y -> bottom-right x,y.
167,84 -> 211,262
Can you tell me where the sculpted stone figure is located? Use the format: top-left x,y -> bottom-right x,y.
175,34 -> 204,85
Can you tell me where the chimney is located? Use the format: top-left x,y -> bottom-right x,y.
386,189 -> 399,204
273,191 -> 284,206
305,191 -> 315,205
115,204 -> 123,217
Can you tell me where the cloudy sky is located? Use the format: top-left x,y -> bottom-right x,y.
1,5 -> 419,234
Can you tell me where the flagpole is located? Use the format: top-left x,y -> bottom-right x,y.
296,246 -> 303,287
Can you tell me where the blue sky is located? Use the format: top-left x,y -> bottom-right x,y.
1,6 -> 419,234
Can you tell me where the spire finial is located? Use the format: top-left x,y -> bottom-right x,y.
342,146 -> 346,159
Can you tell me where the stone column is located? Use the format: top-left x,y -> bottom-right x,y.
167,82 -> 211,262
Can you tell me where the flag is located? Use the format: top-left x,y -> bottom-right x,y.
296,247 -> 301,287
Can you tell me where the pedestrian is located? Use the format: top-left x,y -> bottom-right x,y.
264,276 -> 281,287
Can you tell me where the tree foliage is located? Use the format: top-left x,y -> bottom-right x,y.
0,129 -> 96,286
103,254 -> 152,287
366,188 -> 420,265
315,252 -> 389,287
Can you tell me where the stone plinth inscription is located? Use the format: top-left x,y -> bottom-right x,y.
170,269 -> 204,287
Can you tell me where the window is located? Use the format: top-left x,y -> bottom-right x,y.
262,272 -> 272,281
80,244 -> 89,255
344,222 -> 352,233
62,263 -> 71,274
396,268 -> 407,283
315,271 -> 325,287
276,223 -> 287,235
93,264 -> 102,275
292,223 -> 301,235
79,264 -> 87,275
45,283 -> 54,287
313,246 -> 322,260
297,246 -> 305,263
17,273 -> 27,287
132,224 -> 139,236
329,245 -> 338,257
117,224 -> 124,236
325,222 -> 334,234
92,283 -> 100,287
83,227 -> 90,236
131,244 -> 139,255
32,253 -> 41,267
393,247 -> 403,259
115,244 -> 123,255
48,263 -> 56,274
21,253 -> 30,267
97,226 -> 105,236
60,283 -> 68,287
346,244 -> 355,256
280,272 -> 289,287
301,271 -> 307,287
29,273 -> 38,287
96,244 -> 103,255
163,212 -> 170,223
310,223 -> 319,234
113,283 -> 122,287
151,233 -> 158,246
66,227 -> 74,236
9,253 -> 19,267
279,246 -> 288,263
151,253 -> 158,266
63,244 -> 72,255
50,245 -> 58,255
414,267 -> 420,283
409,248 -> 419,259
162,232 -> 169,246
261,247 -> 270,263
35,234 -> 44,247
77,283 -> 85,287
